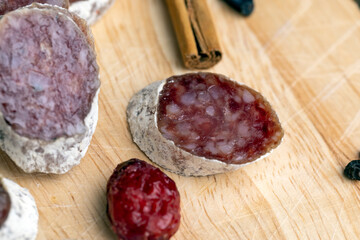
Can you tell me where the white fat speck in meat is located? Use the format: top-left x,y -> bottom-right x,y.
242,90 -> 255,103
205,106 -> 215,116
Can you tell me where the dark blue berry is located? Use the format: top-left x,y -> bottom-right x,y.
344,160 -> 360,180
224,0 -> 254,17
355,0 -> 360,8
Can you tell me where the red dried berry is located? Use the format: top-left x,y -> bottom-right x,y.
107,159 -> 181,240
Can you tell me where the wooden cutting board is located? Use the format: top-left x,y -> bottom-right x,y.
0,0 -> 359,239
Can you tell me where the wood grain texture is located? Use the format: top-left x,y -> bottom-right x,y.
0,0 -> 359,239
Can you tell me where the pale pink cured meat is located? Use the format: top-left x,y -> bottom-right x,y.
127,73 -> 283,176
157,73 -> 283,165
0,0 -> 69,15
0,4 -> 99,140
0,4 -> 100,173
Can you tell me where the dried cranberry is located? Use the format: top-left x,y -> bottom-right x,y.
107,159 -> 181,240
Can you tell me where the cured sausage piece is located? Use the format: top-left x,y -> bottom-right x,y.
0,183 -> 10,227
0,4 -> 100,173
0,0 -> 69,15
157,73 -> 283,164
31,3 -> 95,50
127,73 -> 284,176
0,4 -> 99,140
69,0 -> 115,25
0,178 -> 38,240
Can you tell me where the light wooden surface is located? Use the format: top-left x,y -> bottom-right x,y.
0,0 -> 359,239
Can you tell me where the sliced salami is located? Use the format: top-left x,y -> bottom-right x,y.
0,182 -> 10,227
69,0 -> 115,25
0,177 -> 38,240
0,4 -> 100,173
0,0 -> 69,15
127,73 -> 284,176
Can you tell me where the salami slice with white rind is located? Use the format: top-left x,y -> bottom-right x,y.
0,178 -> 38,240
0,0 -> 69,15
127,73 -> 283,176
69,0 -> 115,25
0,4 -> 100,173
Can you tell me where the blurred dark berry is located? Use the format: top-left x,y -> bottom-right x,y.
355,0 -> 360,8
224,0 -> 254,17
344,160 -> 360,180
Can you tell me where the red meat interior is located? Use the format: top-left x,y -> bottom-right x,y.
157,73 -> 283,164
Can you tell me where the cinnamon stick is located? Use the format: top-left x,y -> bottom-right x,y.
165,0 -> 222,69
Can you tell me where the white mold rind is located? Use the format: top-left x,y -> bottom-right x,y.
69,0 -> 115,25
0,178 -> 38,240
127,78 -> 282,177
0,90 -> 99,174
